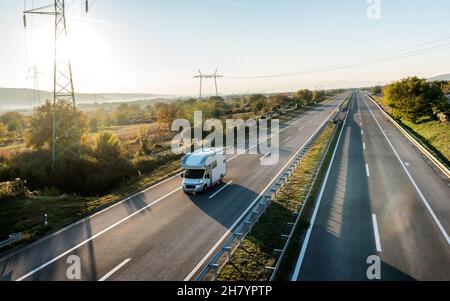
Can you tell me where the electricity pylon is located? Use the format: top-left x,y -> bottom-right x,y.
194,70 -> 223,99
194,70 -> 205,99
27,64 -> 44,109
24,1 -> 89,166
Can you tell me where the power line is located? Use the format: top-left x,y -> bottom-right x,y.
226,36 -> 450,80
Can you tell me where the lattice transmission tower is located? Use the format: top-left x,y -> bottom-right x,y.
194,70 -> 223,99
23,1 -> 89,166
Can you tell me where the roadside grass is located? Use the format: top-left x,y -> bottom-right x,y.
0,159 -> 181,246
372,95 -> 450,167
217,123 -> 337,281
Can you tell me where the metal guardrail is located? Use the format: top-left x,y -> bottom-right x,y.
364,93 -> 450,180
194,95 -> 349,281
268,117 -> 342,281
0,233 -> 22,249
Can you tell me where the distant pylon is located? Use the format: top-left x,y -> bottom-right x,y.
27,64 -> 44,109
193,69 -> 223,99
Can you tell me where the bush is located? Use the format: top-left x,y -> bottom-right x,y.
0,179 -> 26,201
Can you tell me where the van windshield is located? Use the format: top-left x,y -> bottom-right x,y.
185,169 -> 205,179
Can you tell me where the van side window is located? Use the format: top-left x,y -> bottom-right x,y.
211,161 -> 218,170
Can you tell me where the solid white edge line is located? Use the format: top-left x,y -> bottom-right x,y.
366,164 -> 370,178
185,95 -> 348,281
361,93 -> 450,246
15,188 -> 181,281
372,215 -> 383,253
98,258 -> 131,282
290,97 -> 352,281
209,181 -> 233,199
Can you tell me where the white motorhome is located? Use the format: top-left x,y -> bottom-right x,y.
181,148 -> 227,194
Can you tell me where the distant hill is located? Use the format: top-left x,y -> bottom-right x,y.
428,74 -> 450,82
0,87 -> 170,111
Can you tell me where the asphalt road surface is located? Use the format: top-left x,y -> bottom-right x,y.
0,93 -> 349,281
294,91 -> 450,281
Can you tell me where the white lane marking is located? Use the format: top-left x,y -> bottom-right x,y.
366,164 -> 370,178
361,94 -> 450,246
15,188 -> 182,281
260,151 -> 271,161
291,97 -> 351,281
209,181 -> 233,199
186,97 -> 347,281
363,142 -> 366,150
405,162 -> 410,167
372,215 -> 383,253
284,136 -> 292,143
361,130 -> 364,136
99,258 -> 131,282
360,122 -> 363,127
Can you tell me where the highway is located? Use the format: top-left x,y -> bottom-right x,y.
0,93 -> 349,281
293,91 -> 450,281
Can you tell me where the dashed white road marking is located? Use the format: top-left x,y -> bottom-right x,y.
99,258 -> 131,281
209,181 -> 234,199
363,142 -> 366,150
366,164 -> 370,177
372,215 -> 383,253
284,136 -> 292,143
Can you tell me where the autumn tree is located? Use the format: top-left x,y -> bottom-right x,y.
296,89 -> 313,104
27,100 -> 88,150
383,77 -> 446,123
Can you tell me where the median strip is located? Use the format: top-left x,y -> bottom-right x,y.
217,123 -> 339,281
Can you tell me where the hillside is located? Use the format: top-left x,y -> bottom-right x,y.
428,74 -> 450,82
0,87 -> 170,111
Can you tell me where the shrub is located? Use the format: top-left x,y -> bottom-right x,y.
0,179 -> 26,201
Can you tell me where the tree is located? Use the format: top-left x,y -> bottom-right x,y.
383,77 -> 446,123
95,131 -> 125,163
443,82 -> 450,94
89,109 -> 107,132
312,90 -> 326,103
296,89 -> 313,103
270,94 -> 290,109
27,100 -> 88,150
156,103 -> 179,129
371,86 -> 383,95
0,122 -> 7,139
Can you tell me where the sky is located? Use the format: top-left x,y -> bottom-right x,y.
0,0 -> 449,96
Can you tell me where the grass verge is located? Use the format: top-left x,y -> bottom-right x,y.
0,160 -> 181,249
372,95 -> 450,168
217,123 -> 337,281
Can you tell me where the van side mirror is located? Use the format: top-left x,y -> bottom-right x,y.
205,174 -> 211,179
